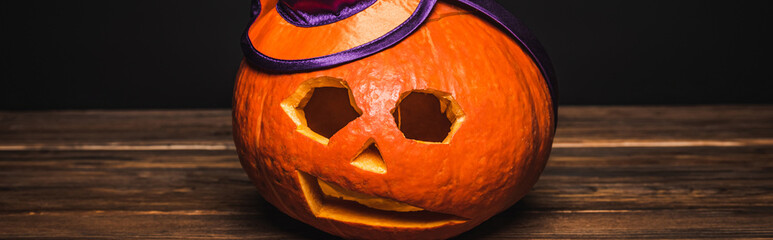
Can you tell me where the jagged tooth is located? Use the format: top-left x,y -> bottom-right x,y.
317,178 -> 423,212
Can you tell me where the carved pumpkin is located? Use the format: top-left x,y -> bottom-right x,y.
233,0 -> 557,239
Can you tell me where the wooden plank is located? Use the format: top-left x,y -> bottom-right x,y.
0,150 -> 250,213
457,208 -> 773,239
1,106 -> 772,149
1,147 -> 771,211
555,105 -> 773,147
1,146 -> 771,238
0,208 -> 770,239
1,147 -> 771,212
0,110 -> 232,146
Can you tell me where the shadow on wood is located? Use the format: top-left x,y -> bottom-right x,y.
452,196 -> 539,239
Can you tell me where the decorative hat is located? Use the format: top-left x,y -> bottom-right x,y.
241,0 -> 557,107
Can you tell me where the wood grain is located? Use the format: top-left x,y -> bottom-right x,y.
1,106 -> 772,239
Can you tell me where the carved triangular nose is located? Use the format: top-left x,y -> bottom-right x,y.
350,140 -> 386,174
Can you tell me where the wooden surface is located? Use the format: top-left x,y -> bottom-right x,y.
1,106 -> 772,239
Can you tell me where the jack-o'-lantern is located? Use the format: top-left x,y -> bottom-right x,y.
233,0 -> 557,239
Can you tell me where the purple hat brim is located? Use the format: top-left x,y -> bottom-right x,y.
241,0 -> 558,119
241,0 -> 437,72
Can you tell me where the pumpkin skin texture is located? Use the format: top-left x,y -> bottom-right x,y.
233,2 -> 555,239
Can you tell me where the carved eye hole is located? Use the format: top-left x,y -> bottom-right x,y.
391,90 -> 465,143
282,77 -> 362,145
304,87 -> 360,138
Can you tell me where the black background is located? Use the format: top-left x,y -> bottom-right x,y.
1,0 -> 771,110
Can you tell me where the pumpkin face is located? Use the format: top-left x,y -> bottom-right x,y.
233,1 -> 555,239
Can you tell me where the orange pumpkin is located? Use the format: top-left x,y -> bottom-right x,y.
233,0 -> 555,239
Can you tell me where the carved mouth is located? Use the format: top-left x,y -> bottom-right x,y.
297,171 -> 468,228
